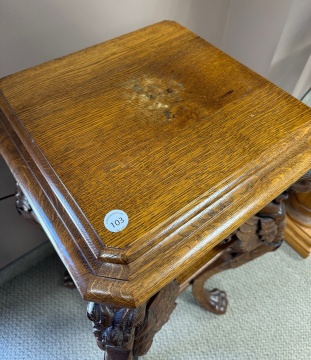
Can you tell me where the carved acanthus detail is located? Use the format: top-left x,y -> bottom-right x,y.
232,192 -> 286,250
87,281 -> 179,359
192,192 -> 287,315
191,171 -> 311,314
87,302 -> 146,352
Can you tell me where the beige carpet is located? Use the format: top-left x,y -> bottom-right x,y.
0,242 -> 310,359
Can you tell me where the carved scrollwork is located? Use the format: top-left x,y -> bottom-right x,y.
220,192 -> 287,250
87,303 -> 146,352
192,192 -> 287,315
87,281 -> 179,359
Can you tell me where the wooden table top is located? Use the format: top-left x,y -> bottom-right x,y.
1,21 -> 311,306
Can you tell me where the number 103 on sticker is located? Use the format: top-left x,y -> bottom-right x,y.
104,210 -> 129,232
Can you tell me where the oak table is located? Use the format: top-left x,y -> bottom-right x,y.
1,21 -> 311,359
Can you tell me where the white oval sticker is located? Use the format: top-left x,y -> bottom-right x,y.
104,210 -> 129,233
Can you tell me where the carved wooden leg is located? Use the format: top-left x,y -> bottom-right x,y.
87,281 -> 179,359
192,193 -> 286,314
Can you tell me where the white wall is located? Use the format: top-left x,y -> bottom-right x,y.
0,0 -> 310,97
268,0 -> 311,96
0,0 -> 229,76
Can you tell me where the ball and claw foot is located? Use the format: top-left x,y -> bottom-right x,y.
193,286 -> 228,315
205,288 -> 228,314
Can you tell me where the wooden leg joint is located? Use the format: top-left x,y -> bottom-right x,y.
192,193 -> 286,314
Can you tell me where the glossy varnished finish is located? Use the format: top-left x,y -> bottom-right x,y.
285,214 -> 311,257
1,21 -> 311,307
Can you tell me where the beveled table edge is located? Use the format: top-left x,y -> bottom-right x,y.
2,108 -> 311,307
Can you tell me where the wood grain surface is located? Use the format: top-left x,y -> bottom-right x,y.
1,21 -> 311,306
285,214 -> 311,257
284,174 -> 311,257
